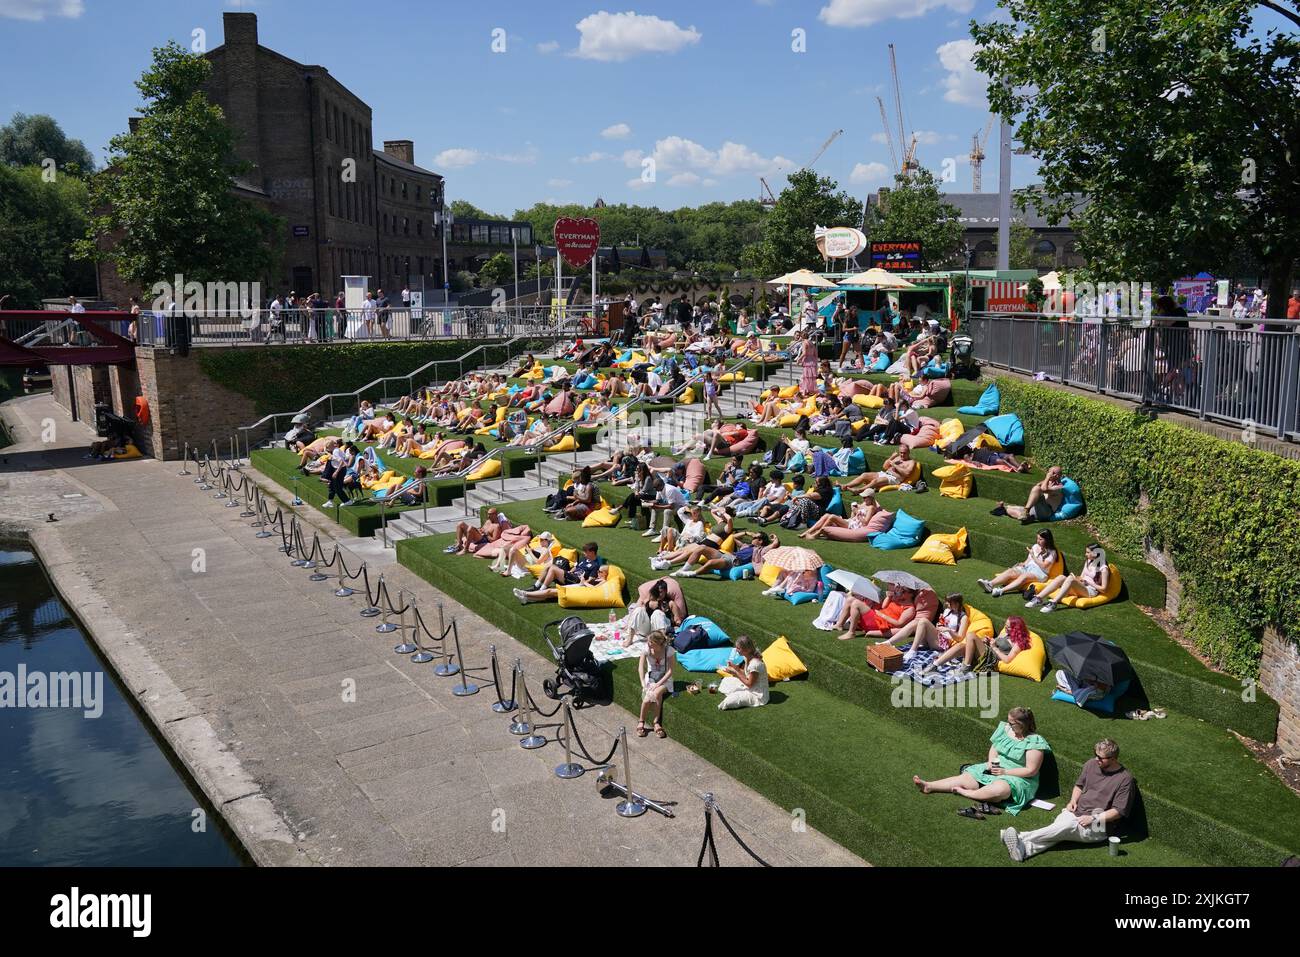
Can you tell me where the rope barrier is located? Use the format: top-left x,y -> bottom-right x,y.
695,794 -> 771,867
564,705 -> 621,767
488,645 -> 517,713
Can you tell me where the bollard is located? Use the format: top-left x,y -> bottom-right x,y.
489,645 -> 516,713
178,443 -> 192,476
518,669 -> 546,747
410,608 -> 435,663
554,701 -> 584,778
375,587 -> 402,634
308,546 -> 332,582
508,660 -> 531,735
432,603 -> 460,677
359,573 -> 382,617
334,559 -> 355,598
449,621 -> 479,697
393,598 -> 418,655
239,482 -> 256,518
615,728 -> 647,818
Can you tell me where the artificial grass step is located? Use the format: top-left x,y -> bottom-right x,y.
399,530 -> 1296,866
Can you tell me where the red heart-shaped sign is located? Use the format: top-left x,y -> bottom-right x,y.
554,217 -> 601,269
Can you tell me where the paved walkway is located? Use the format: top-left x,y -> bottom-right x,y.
0,393 -> 862,867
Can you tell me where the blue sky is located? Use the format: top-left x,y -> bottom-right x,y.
0,0 -> 1038,213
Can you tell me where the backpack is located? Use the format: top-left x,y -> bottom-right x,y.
671,623 -> 711,654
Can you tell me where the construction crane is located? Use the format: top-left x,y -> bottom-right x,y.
803,128 -> 844,170
758,177 -> 778,208
970,115 -> 995,192
888,44 -> 919,175
875,96 -> 899,174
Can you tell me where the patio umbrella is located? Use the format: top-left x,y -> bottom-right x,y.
767,269 -> 839,288
1039,271 -> 1063,291
873,569 -> 932,592
763,546 -> 824,573
838,268 -> 917,289
1046,631 -> 1133,687
827,569 -> 881,603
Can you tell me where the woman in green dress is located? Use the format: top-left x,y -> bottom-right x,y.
912,707 -> 1050,814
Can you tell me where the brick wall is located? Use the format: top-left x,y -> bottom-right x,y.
1260,629 -> 1300,758
134,349 -> 260,461
51,366 -> 74,418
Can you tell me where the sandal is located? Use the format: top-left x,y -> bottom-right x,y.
635,723 -> 648,737
957,806 -> 985,820
654,724 -> 667,739
974,801 -> 1003,816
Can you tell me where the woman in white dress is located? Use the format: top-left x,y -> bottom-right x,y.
717,635 -> 770,710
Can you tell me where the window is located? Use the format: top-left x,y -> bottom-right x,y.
390,178 -> 395,196
452,223 -> 469,243
401,181 -> 408,199
416,220 -> 423,237
383,213 -> 388,233
1034,239 -> 1057,256
325,103 -> 332,140
415,185 -> 421,202
471,223 -> 489,244
403,217 -> 409,236
489,225 -> 504,245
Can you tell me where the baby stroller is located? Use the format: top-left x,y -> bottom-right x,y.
949,333 -> 979,380
542,617 -> 612,708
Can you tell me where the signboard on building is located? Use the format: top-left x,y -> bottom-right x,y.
869,240 -> 923,273
554,217 -> 601,269
410,290 -> 423,321
817,226 -> 867,259
978,279 -> 1033,313
292,225 -> 310,238
1173,274 -> 1215,313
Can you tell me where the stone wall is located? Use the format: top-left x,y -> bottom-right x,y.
1260,629 -> 1300,758
134,348 -> 259,461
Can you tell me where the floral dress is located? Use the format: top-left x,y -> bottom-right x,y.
964,721 -> 1052,814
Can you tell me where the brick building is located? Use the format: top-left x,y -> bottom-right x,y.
94,11 -> 446,306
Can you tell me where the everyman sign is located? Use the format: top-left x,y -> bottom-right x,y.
554,218 -> 601,269
869,240 -> 923,273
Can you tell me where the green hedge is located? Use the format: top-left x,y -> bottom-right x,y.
199,339 -> 546,414
998,377 -> 1300,678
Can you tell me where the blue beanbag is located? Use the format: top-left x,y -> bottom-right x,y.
784,564 -> 836,605
786,452 -> 806,473
984,413 -> 1025,450
721,563 -> 754,581
958,382 -> 1001,416
678,615 -> 730,647
1051,677 -> 1131,714
827,487 -> 845,517
922,360 -> 951,377
871,353 -> 891,372
677,646 -> 736,672
1052,476 -> 1085,521
870,508 -> 926,550
845,447 -> 866,476
574,373 -> 597,390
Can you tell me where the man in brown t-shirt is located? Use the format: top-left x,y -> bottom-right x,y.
1002,738 -> 1137,862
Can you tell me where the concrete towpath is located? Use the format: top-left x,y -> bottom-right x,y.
0,392 -> 863,867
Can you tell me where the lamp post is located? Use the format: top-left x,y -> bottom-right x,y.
434,207 -> 454,304
511,227 -> 519,323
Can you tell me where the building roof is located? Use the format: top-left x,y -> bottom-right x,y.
938,191 -> 1087,229
372,149 -> 442,180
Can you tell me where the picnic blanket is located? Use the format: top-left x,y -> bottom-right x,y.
588,619 -> 648,664
894,648 -> 978,688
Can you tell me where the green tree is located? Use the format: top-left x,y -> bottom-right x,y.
449,199 -> 502,221
477,251 -> 514,288
78,42 -> 281,292
0,165 -> 95,306
0,113 -> 95,174
865,168 -> 966,270
749,169 -> 864,276
972,0 -> 1300,318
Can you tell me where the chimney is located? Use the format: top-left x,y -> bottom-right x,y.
223,11 -> 258,48
128,116 -> 141,134
383,140 -> 415,165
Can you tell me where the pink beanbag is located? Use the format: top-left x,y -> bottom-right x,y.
684,458 -> 709,493
729,430 -> 760,455
545,394 -> 575,417
913,379 -> 952,409
637,577 -> 688,622
839,380 -> 872,398
900,417 -> 942,450
472,524 -> 531,559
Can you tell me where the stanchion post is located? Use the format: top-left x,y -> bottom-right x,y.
554,701 -> 584,778
376,587 -> 401,633
450,620 -> 479,696
508,659 -> 531,735
394,597 -> 418,654
433,602 -> 460,677
334,557 -> 355,597
490,645 -> 515,713
615,727 -> 646,817
178,442 -> 191,476
360,573 -> 382,617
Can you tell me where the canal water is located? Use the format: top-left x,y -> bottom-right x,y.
0,541 -> 246,866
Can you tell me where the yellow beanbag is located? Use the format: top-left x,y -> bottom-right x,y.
778,385 -> 800,399
494,404 -> 508,423
876,459 -> 924,495
964,604 -> 996,641
933,462 -> 973,499
557,564 -> 626,609
571,399 -> 591,422
998,630 -> 1047,681
938,418 -> 965,446
581,507 -> 619,528
466,458 -> 502,481
852,393 -> 885,409
758,563 -> 782,587
911,535 -> 958,566
677,387 -> 696,404
972,432 -> 1002,451
544,435 -> 576,453
931,527 -> 969,557
719,534 -> 737,554
1032,563 -> 1122,608
719,371 -> 746,383
522,364 -> 545,380
761,636 -> 808,682
778,412 -> 803,428
112,443 -> 143,459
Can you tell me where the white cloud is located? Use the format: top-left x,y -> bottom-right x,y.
626,177 -> 654,191
434,148 -> 481,169
601,123 -> 632,140
667,172 -> 701,187
496,144 -> 539,164
641,136 -> 794,178
937,38 -> 986,106
818,0 -> 973,28
0,0 -> 83,19
573,11 -> 702,62
621,148 -> 645,168
849,161 -> 890,185
548,178 -> 574,188
571,151 -> 612,164
536,40 -> 560,54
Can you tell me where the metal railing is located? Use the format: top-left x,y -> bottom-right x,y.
134,305 -> 597,349
967,313 -> 1300,442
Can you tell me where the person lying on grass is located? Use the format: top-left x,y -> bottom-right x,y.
636,630 -> 675,739
800,494 -> 881,540
991,465 -> 1065,524
876,592 -> 969,663
920,613 -> 1031,677
651,508 -> 735,571
979,529 -> 1059,597
358,412 -> 395,442
513,541 -> 607,604
431,442 -> 485,477
590,449 -> 638,484
1025,543 -> 1109,613
834,582 -> 931,643
944,444 -> 1031,472
672,419 -> 749,460
297,436 -> 339,470
839,445 -> 914,495
716,635 -> 770,710
445,507 -> 511,555
914,706 -> 1050,818
1001,738 -> 1135,862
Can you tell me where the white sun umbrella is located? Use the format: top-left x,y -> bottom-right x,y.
1039,270 -> 1063,291
767,268 -> 840,288
827,569 -> 882,603
838,268 -> 917,289
873,569 -> 932,592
